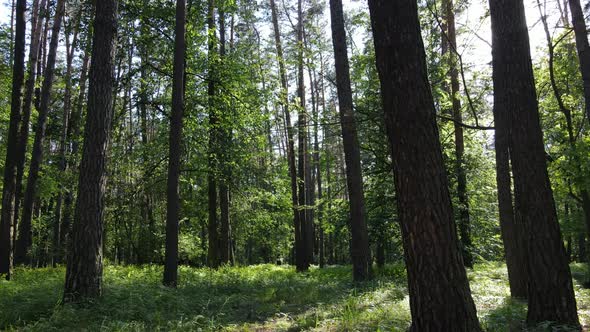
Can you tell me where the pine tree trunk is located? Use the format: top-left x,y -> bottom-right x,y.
490,0 -> 580,326
494,87 -> 529,299
329,0 -> 372,281
11,0 -> 45,265
569,0 -> 590,123
296,0 -> 312,271
368,1 -> 482,330
63,0 -> 118,302
0,0 -> 26,279
17,0 -> 66,265
163,0 -> 186,287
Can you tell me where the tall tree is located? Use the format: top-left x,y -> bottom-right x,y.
296,0 -> 312,271
328,0 -> 371,281
218,5 -> 231,266
367,0 -> 482,330
0,0 -> 26,279
207,0 -> 220,268
63,0 -> 118,302
569,0 -> 590,123
268,0 -> 301,272
17,0 -> 66,264
163,0 -> 186,287
489,0 -> 579,326
443,0 -> 472,268
12,0 -> 46,265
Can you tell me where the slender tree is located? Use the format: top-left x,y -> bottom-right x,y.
12,0 -> 46,265
0,0 -> 26,279
296,0 -> 312,271
329,0 -> 371,281
367,0 -> 482,330
489,0 -> 579,326
17,0 -> 66,264
63,0 -> 118,302
268,0 -> 302,272
207,0 -> 220,268
163,0 -> 186,287
443,0 -> 472,268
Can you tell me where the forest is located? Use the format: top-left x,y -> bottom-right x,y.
1,0 -> 590,330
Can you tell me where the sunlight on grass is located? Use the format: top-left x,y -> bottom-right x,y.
1,262 -> 590,331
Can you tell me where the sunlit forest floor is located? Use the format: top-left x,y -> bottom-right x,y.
1,262 -> 588,331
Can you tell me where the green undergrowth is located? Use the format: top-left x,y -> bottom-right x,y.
0,262 -> 589,331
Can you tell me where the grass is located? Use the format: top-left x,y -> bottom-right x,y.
0,262 -> 588,331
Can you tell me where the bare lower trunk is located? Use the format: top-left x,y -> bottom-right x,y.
368,0 -> 482,330
63,0 -> 118,302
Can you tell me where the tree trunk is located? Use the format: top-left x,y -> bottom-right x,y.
53,11 -> 81,265
163,0 -> 186,287
12,0 -> 45,265
63,0 -> 118,302
489,0 -> 579,326
329,0 -> 371,281
218,8 -> 231,266
0,0 -> 26,279
17,0 -> 66,265
269,0 -> 301,274
444,0 -> 472,268
296,0 -> 312,271
207,0 -> 220,268
569,0 -> 590,123
367,1 -> 482,330
494,86 -> 529,299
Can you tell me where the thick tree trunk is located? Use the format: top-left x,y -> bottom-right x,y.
444,0 -> 472,268
163,0 -> 186,287
207,0 -> 220,268
268,0 -> 301,273
17,0 -> 66,265
494,90 -> 529,299
489,0 -> 579,326
368,1 -> 482,330
63,0 -> 118,302
569,0 -> 590,123
329,0 -> 371,281
0,0 -> 26,279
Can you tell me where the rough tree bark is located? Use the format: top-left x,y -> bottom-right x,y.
0,0 -> 26,279
493,85 -> 529,299
63,0 -> 118,302
163,0 -> 186,287
367,0 -> 482,330
329,0 -> 371,281
489,0 -> 580,326
569,0 -> 590,123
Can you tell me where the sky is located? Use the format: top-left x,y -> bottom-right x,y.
0,0 -> 557,72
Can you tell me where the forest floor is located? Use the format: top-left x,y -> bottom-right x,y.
0,262 -> 588,331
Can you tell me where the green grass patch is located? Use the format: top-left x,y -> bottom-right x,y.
1,262 -> 589,331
